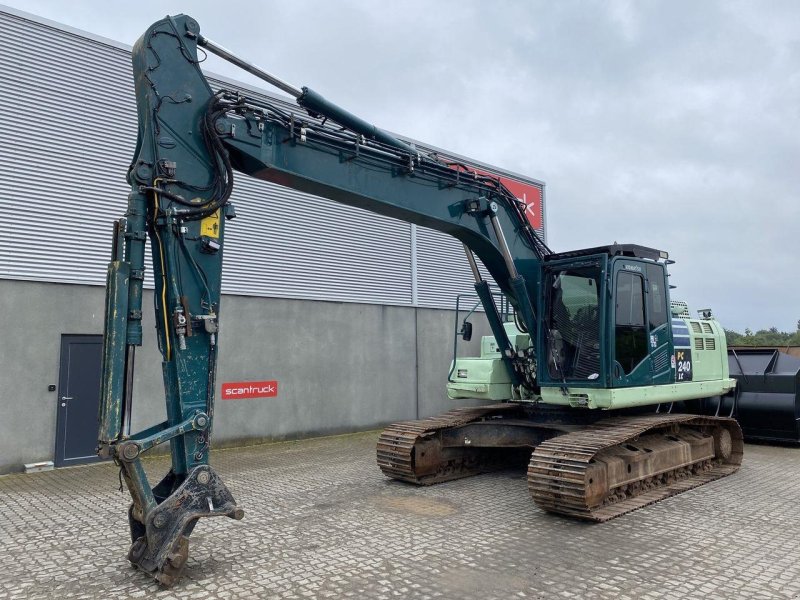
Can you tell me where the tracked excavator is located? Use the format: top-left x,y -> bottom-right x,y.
98,14 -> 744,586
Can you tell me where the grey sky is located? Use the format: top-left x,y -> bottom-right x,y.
6,0 -> 798,332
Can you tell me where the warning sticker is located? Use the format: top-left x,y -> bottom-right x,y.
200,209 -> 221,239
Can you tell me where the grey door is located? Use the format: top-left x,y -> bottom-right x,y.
55,334 -> 105,467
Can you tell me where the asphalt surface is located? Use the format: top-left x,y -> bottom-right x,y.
0,432 -> 798,599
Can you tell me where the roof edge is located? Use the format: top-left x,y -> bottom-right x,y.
0,3 -> 545,188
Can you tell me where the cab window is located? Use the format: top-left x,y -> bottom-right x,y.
646,263 -> 667,330
615,271 -> 647,374
546,267 -> 601,380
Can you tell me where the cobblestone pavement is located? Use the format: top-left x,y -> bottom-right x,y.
0,433 -> 798,600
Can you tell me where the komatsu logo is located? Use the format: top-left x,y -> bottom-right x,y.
221,380 -> 278,400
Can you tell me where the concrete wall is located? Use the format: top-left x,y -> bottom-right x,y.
0,279 -> 490,473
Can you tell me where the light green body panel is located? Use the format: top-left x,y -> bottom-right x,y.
446,357 -> 515,400
448,323 -> 526,401
681,317 -> 730,381
480,323 -> 531,357
539,378 -> 736,409
447,315 -> 734,409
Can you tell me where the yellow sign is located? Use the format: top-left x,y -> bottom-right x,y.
200,210 -> 221,239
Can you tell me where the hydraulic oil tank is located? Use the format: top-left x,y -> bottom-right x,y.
727,349 -> 800,443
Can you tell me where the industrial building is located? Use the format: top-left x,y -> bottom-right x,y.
0,6 -> 545,474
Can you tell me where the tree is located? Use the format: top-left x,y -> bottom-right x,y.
724,325 -> 800,347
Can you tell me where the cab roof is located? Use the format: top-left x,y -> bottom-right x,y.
544,243 -> 667,262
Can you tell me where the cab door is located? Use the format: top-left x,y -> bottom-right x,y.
612,263 -> 651,387
644,262 -> 672,385
611,260 -> 671,387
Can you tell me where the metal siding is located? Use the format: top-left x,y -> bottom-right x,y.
0,13 -> 136,286
218,175 -> 412,304
415,227 -> 494,309
0,8 -> 544,310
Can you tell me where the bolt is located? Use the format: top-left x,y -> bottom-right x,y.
121,443 -> 140,461
136,164 -> 152,179
197,471 -> 210,485
464,437 -> 472,446
195,415 -> 208,428
153,513 -> 167,529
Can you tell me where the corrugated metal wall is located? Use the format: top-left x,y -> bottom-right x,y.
0,11 -> 137,284
0,8 -> 544,309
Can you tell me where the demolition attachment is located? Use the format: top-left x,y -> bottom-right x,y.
98,14 -> 243,585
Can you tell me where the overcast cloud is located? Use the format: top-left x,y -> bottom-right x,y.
5,0 -> 798,332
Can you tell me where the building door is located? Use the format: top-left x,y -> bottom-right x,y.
55,334 -> 105,467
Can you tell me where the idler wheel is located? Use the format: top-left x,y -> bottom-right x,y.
714,427 -> 733,461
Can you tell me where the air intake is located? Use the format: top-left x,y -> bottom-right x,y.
670,300 -> 690,318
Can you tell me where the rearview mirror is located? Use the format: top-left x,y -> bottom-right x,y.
460,321 -> 473,342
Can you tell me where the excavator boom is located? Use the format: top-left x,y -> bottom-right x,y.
99,14 -> 548,585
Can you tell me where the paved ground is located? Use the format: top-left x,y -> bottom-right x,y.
0,432 -> 798,600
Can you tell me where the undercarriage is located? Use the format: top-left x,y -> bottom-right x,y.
377,403 -> 743,521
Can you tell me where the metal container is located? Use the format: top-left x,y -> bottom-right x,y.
726,349 -> 800,443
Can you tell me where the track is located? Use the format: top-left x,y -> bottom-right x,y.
376,404 -> 525,484
528,414 -> 743,521
378,408 -> 743,521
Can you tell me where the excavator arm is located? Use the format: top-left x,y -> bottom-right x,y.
98,14 -> 548,585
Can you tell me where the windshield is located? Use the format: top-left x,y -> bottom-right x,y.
547,267 -> 601,381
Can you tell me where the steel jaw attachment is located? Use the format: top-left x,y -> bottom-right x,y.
127,465 -> 244,586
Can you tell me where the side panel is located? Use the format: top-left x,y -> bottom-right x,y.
540,379 -> 737,409
679,318 -> 730,382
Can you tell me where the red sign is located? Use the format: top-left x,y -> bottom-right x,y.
473,167 -> 543,231
497,175 -> 543,231
443,160 -> 543,231
221,380 -> 278,400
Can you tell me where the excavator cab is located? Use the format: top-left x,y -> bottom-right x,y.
448,245 -> 675,402
539,244 -> 673,392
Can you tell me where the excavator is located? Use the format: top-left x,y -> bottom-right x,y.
98,14 -> 744,586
